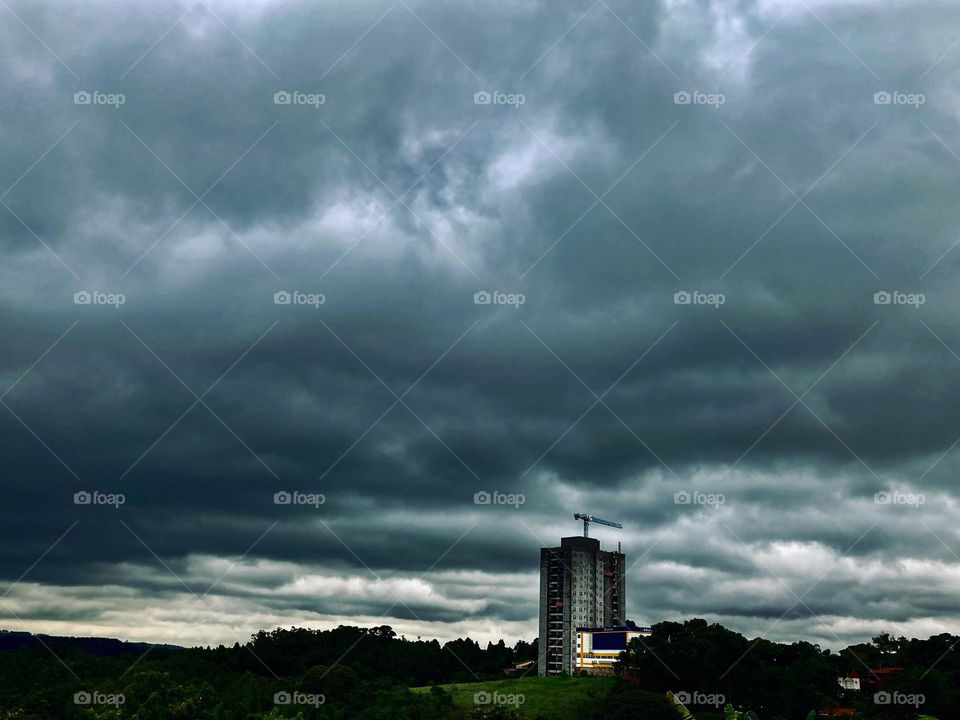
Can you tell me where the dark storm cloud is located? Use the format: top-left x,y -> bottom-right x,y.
1,0 -> 960,648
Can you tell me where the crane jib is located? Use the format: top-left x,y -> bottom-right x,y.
573,513 -> 623,537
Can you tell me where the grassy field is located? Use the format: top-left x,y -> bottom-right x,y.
411,675 -> 616,719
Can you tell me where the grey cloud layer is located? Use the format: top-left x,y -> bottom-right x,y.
1,0 -> 960,648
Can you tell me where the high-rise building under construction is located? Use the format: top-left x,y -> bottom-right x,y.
537,534 -> 626,675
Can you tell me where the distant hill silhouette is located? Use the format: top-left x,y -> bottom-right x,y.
0,629 -> 181,656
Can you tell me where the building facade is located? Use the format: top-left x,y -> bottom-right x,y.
538,536 -> 626,675
575,626 -> 652,674
838,676 -> 861,691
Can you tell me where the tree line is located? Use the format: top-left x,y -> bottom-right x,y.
0,620 -> 957,719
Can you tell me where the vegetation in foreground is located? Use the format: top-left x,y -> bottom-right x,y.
412,675 -> 619,720
415,676 -> 679,720
0,621 -> 954,719
619,620 -> 953,720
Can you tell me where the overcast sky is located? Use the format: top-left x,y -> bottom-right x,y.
1,0 -> 960,654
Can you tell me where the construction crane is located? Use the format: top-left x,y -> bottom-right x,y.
573,513 -> 622,538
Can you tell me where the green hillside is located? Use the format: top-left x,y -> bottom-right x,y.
411,676 -> 616,719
